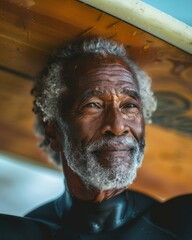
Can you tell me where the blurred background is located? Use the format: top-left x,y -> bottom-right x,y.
0,0 -> 192,215
0,152 -> 63,216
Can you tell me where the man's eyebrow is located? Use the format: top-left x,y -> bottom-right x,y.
80,89 -> 105,103
120,88 -> 140,100
79,88 -> 140,103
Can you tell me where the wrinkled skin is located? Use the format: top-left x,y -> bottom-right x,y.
47,55 -> 145,202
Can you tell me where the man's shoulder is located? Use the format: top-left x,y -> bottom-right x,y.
25,195 -> 63,227
151,193 -> 192,222
0,213 -> 51,240
128,191 -> 192,239
150,193 -> 192,240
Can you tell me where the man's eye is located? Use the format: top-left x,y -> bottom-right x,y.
122,103 -> 137,109
83,103 -> 101,109
121,103 -> 140,116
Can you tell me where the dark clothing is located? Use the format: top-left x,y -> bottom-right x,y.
0,190 -> 191,240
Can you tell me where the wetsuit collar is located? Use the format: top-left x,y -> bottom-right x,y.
55,190 -> 134,233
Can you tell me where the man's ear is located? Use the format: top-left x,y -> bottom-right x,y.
44,121 -> 62,152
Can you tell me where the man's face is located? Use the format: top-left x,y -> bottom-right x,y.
59,55 -> 145,190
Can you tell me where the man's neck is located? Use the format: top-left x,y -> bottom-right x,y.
93,188 -> 127,202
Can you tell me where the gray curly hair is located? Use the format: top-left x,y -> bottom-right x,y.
32,36 -> 157,165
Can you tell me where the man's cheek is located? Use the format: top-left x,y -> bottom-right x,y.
71,117 -> 100,140
129,118 -> 145,140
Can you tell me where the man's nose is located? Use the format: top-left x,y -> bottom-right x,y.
101,108 -> 130,136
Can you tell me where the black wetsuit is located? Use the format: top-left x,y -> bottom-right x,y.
0,190 -> 191,240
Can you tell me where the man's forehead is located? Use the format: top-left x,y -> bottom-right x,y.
66,54 -> 138,88
85,63 -> 134,79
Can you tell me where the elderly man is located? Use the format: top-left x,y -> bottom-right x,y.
0,36 -> 191,240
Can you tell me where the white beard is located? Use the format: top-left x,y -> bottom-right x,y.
62,131 -> 145,191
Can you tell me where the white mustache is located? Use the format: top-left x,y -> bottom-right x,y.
86,137 -> 137,152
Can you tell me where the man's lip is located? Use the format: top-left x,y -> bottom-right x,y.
93,146 -> 133,153
94,150 -> 128,153
93,149 -> 132,158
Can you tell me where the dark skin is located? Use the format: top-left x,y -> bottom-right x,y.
47,55 -> 145,202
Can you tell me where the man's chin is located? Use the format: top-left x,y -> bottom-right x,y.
81,167 -> 138,191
